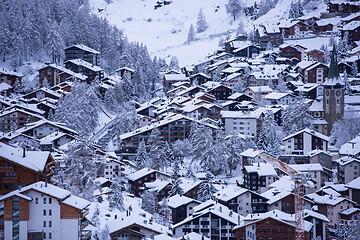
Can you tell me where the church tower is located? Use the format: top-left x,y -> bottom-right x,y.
323,46 -> 344,136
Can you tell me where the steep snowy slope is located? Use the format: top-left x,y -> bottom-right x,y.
90,0 -> 326,66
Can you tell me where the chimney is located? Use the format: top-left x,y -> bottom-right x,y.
23,148 -> 26,158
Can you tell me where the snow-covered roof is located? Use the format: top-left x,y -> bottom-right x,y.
0,107 -> 44,121
166,195 -> 200,209
304,209 -> 329,222
66,44 -> 100,54
0,82 -> 12,91
177,232 -> 210,240
234,209 -> 313,232
264,92 -> 291,100
173,203 -> 242,228
334,156 -> 360,166
145,179 -> 170,193
339,207 -> 360,216
261,189 -> 292,205
268,176 -> 294,192
116,67 -> 135,73
346,177 -> 360,190
288,163 -> 323,172
306,193 -> 352,206
39,131 -> 73,145
0,142 -> 52,172
243,163 -> 277,177
339,135 -> 360,156
38,64 -> 88,81
308,99 -> 324,112
65,59 -> 103,72
179,177 -> 203,194
164,74 -> 189,81
246,86 -> 273,93
14,119 -> 78,135
283,128 -> 329,142
0,68 -> 24,77
107,212 -> 171,235
120,114 -> 217,140
240,148 -> 261,158
126,168 -> 158,181
342,21 -> 360,31
316,18 -> 341,27
221,107 -> 265,119
307,149 -> 331,157
0,181 -> 90,210
213,185 -> 250,202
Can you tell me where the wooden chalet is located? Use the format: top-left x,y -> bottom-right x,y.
0,143 -> 56,195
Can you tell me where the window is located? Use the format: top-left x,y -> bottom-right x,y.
43,209 -> 46,216
49,209 -> 52,216
44,233 -> 46,239
43,221 -> 46,227
49,233 -> 52,239
44,198 -> 46,204
49,198 -> 52,204
35,198 -> 38,204
49,221 -> 52,227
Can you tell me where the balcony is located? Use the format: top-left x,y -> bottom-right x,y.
81,230 -> 92,240
2,177 -> 17,183
81,220 -> 89,229
0,167 -> 14,172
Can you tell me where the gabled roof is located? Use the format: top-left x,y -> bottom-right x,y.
37,64 -> 88,81
243,163 -> 277,177
288,163 -> 323,172
264,92 -> 292,100
240,148 -> 261,158
0,68 -> 24,77
346,177 -> 360,190
14,119 -> 78,136
246,86 -> 273,93
65,59 -> 103,72
126,168 -> 158,181
164,74 -> 188,81
116,67 -> 135,73
166,195 -> 201,209
303,209 -> 330,222
173,203 -> 242,228
283,128 -> 329,142
0,142 -> 52,172
65,44 -> 100,54
0,181 -> 90,210
342,21 -> 360,31
213,185 -> 256,202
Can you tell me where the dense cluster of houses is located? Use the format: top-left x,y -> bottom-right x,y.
0,1 -> 359,240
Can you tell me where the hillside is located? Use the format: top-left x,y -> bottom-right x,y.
89,0 -> 327,66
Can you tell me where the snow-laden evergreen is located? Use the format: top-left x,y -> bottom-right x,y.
169,161 -> 184,197
226,0 -> 243,21
187,24 -> 195,43
257,112 -> 282,157
135,141 -> 149,169
196,9 -> 208,33
108,177 -> 125,211
282,98 -> 313,134
197,172 -> 217,202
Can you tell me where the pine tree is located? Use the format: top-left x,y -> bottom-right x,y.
226,0 -> 243,21
58,140 -> 106,200
148,128 -> 167,170
136,141 -> 148,169
266,54 -> 275,64
169,161 -> 184,196
330,112 -> 360,148
196,9 -> 208,33
197,172 -> 217,202
45,23 -> 65,63
338,36 -> 350,58
343,71 -> 351,94
226,132 -> 254,174
91,203 -> 100,227
266,42 -> 274,51
187,24 -> 195,43
190,121 -> 219,174
351,62 -> 358,76
141,190 -> 157,214
165,141 -> 176,167
289,0 -> 303,19
53,82 -> 100,136
335,217 -> 360,240
257,112 -> 282,157
108,177 -> 125,211
214,127 -> 229,174
169,56 -> 179,71
157,198 -> 172,226
282,98 -> 313,134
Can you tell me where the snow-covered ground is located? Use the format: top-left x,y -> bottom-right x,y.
90,0 -> 327,66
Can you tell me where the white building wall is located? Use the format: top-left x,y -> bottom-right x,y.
303,132 -> 312,155
186,202 -> 198,217
26,190 -> 62,240
60,219 -> 79,240
4,221 -> 12,240
19,221 -> 28,240
237,193 -> 252,216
